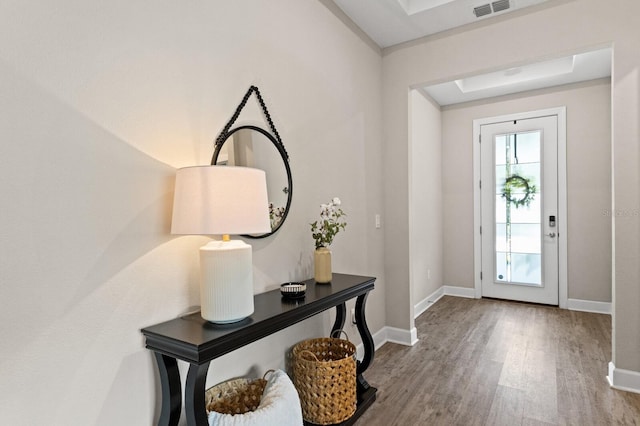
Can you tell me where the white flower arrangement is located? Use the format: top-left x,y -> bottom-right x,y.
310,197 -> 347,249
268,202 -> 285,229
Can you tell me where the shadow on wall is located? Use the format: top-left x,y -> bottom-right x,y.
96,351 -> 159,426
0,57 -> 177,347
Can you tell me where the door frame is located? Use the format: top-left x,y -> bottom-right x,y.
473,107 -> 567,307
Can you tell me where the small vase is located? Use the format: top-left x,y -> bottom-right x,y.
314,247 -> 332,284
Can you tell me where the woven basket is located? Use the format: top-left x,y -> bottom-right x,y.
292,332 -> 357,425
205,370 -> 272,415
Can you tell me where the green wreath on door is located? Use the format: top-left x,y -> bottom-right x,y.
501,175 -> 536,208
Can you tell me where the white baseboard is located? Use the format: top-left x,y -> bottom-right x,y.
443,285 -> 476,299
355,326 -> 387,359
371,326 -> 388,350
407,287 -> 612,353
385,326 -> 418,346
375,285 -> 476,350
356,325 -> 418,354
414,287 -> 445,318
414,285 -> 476,319
608,362 -> 640,394
567,298 -> 611,315
362,286 -> 478,350
415,287 -> 611,316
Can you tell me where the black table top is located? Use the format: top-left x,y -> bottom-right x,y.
141,273 -> 375,363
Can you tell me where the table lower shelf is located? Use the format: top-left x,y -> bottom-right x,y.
303,387 -> 377,426
143,274 -> 377,426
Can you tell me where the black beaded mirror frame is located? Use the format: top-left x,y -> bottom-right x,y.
211,86 -> 292,239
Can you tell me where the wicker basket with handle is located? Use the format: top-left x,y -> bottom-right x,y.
292,331 -> 357,425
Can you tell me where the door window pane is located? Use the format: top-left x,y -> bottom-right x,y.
510,253 -> 542,284
496,197 -> 540,224
494,131 -> 542,286
495,252 -> 541,284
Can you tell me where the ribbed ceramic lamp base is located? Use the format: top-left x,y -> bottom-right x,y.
199,240 -> 254,323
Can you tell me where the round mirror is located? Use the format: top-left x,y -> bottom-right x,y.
212,125 -> 292,239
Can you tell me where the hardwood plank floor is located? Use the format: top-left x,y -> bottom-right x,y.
357,296 -> 640,425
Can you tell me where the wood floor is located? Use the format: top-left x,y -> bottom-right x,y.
357,296 -> 640,425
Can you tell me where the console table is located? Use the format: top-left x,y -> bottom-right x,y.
142,273 -> 377,426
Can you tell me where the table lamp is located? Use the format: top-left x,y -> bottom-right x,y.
171,166 -> 271,323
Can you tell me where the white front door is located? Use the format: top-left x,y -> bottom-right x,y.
479,115 -> 559,305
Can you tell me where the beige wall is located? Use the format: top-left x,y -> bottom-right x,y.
383,0 -> 640,372
442,79 -> 612,302
410,90 -> 443,307
0,1 -> 384,424
1,3 -> 637,423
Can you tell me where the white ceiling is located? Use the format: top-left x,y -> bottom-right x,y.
424,48 -> 612,106
332,0 -> 554,48
331,0 -> 612,106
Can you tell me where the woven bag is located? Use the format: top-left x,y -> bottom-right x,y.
205,370 -> 273,415
292,331 -> 357,425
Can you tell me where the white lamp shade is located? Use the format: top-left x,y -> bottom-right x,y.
171,166 -> 271,236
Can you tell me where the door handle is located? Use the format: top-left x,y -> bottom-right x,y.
546,232 -> 556,238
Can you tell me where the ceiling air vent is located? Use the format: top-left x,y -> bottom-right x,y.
473,4 -> 492,17
492,0 -> 510,13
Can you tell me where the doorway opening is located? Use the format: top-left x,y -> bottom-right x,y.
473,107 -> 567,306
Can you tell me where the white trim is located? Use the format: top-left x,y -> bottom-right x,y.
608,362 -> 640,394
365,288 -> 478,350
416,286 -> 611,316
355,327 -> 390,359
414,287 -> 445,317
414,285 -> 477,318
444,285 -> 476,299
386,326 -> 418,346
557,109 -> 568,308
371,327 -> 388,351
355,326 -> 418,359
362,326 -> 419,349
473,118 -> 483,299
567,298 -> 612,315
473,107 -> 568,307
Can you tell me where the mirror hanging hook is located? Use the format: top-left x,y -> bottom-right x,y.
212,86 -> 288,165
